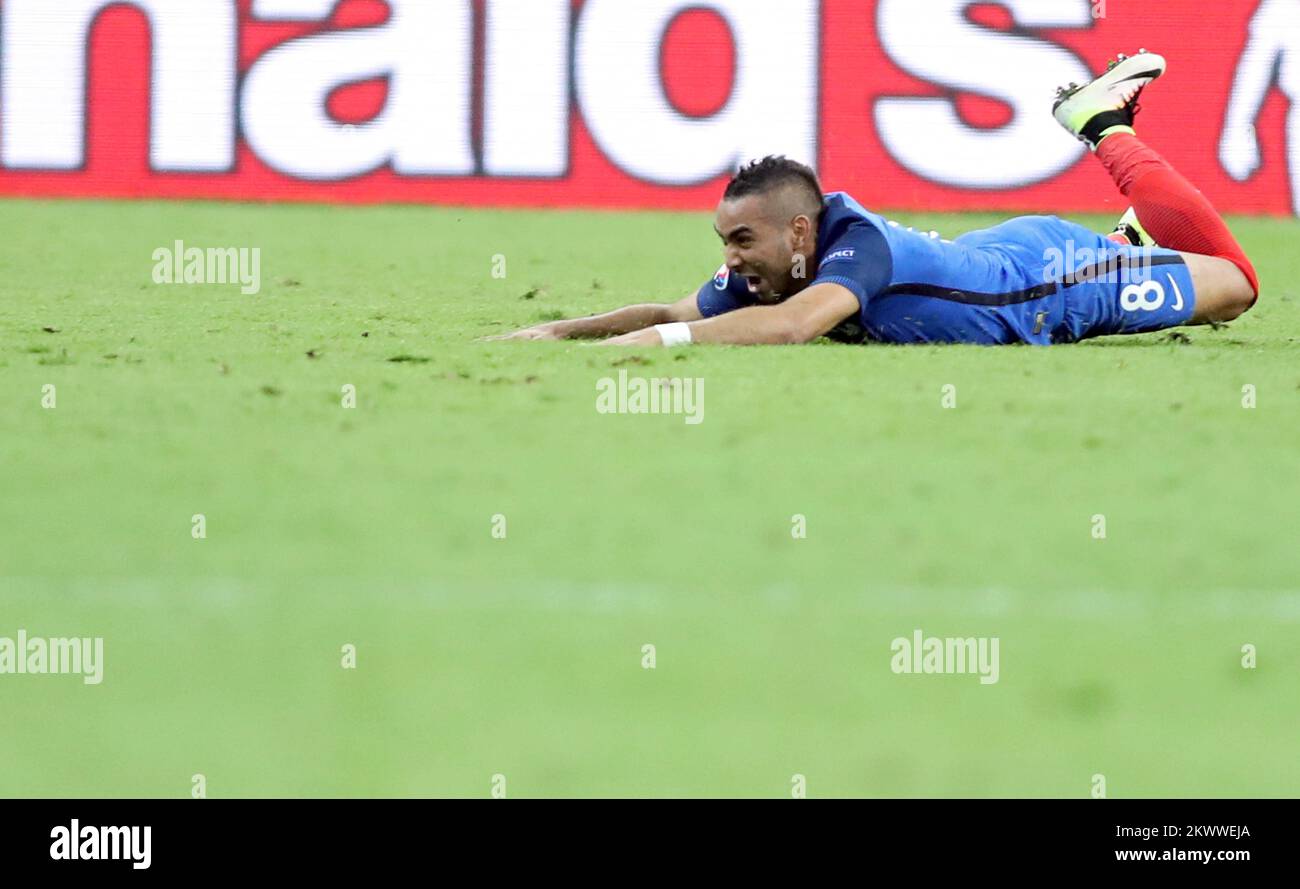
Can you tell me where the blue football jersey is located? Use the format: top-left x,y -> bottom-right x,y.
695,192 -> 1195,345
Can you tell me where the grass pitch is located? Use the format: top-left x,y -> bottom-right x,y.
1,198 -> 1298,797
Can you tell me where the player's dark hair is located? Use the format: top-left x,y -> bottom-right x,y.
724,155 -> 824,211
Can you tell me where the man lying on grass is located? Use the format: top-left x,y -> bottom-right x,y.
492,50 -> 1258,348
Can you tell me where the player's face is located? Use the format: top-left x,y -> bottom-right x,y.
714,195 -> 809,304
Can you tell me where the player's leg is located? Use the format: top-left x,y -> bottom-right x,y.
1178,252 -> 1255,324
1054,51 -> 1260,325
1095,134 -> 1258,323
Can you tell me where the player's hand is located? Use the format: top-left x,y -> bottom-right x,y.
484,323 -> 566,341
1219,127 -> 1261,181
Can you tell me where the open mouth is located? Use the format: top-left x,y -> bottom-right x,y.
744,275 -> 763,294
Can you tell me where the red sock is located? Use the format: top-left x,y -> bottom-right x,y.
1097,133 -> 1259,298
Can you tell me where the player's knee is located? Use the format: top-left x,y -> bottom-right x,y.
1190,254 -> 1257,324
1236,256 -> 1260,310
1206,282 -> 1253,323
1223,261 -> 1258,320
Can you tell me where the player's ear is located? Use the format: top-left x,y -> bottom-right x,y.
792,213 -> 814,247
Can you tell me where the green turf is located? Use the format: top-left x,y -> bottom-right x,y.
1,198 -> 1297,798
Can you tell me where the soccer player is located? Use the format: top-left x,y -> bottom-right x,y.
490,51 -> 1259,347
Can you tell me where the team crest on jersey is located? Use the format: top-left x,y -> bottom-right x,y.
713,265 -> 730,290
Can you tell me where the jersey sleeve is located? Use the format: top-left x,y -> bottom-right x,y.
696,265 -> 755,318
810,221 -> 893,308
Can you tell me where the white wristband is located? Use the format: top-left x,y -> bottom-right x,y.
654,322 -> 693,347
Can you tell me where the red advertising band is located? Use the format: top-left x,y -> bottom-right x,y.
0,0 -> 1294,217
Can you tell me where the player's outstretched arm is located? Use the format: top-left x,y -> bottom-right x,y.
600,283 -> 859,347
486,294 -> 702,340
